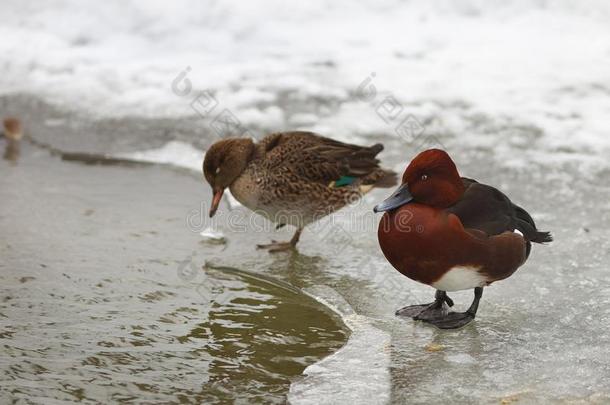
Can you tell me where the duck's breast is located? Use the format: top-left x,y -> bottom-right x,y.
430,265 -> 487,291
378,203 -> 529,289
230,169 -> 262,211
377,204 -> 477,285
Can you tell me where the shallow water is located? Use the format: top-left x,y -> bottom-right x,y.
0,139 -> 347,404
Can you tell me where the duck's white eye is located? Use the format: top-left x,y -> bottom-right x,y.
215,167 -> 221,174
421,174 -> 429,181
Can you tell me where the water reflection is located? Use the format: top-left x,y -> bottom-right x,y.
0,263 -> 347,404
192,266 -> 348,404
3,139 -> 20,164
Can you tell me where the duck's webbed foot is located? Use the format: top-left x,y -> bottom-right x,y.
256,228 -> 302,253
256,240 -> 295,253
420,287 -> 483,330
395,290 -> 454,320
424,311 -> 475,329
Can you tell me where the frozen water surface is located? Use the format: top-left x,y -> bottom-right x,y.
4,95 -> 607,403
2,0 -> 610,403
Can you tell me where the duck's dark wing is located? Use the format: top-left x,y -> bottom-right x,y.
256,131 -> 396,187
448,178 -> 552,247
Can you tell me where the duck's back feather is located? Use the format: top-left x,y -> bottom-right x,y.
447,178 -> 552,257
255,131 -> 396,188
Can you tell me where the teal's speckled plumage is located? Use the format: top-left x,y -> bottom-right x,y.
203,131 -> 396,251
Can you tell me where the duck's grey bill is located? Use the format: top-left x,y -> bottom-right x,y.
373,183 -> 413,213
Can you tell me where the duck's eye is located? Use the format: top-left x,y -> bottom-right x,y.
215,167 -> 221,174
420,174 -> 429,181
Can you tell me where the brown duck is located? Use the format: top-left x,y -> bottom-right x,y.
2,118 -> 23,163
203,131 -> 396,252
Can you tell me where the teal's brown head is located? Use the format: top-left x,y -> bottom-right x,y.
203,138 -> 255,217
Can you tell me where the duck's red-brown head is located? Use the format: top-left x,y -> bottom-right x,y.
374,149 -> 464,212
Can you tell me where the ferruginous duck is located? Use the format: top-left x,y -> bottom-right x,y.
374,149 -> 552,329
203,131 -> 396,252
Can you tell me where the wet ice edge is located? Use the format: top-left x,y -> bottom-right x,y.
289,285 -> 391,405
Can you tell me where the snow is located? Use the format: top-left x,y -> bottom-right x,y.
1,0 -> 609,168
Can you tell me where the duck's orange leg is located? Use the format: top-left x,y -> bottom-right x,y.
257,228 -> 302,253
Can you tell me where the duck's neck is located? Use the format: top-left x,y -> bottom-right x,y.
428,177 -> 465,208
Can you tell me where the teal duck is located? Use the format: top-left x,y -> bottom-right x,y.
203,131 -> 397,252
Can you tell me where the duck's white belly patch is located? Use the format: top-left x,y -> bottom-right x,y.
431,266 -> 487,292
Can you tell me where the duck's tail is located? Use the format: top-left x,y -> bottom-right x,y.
356,169 -> 397,195
368,143 -> 384,155
366,143 -> 397,188
372,169 -> 398,188
514,205 -> 553,244
531,230 -> 553,244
